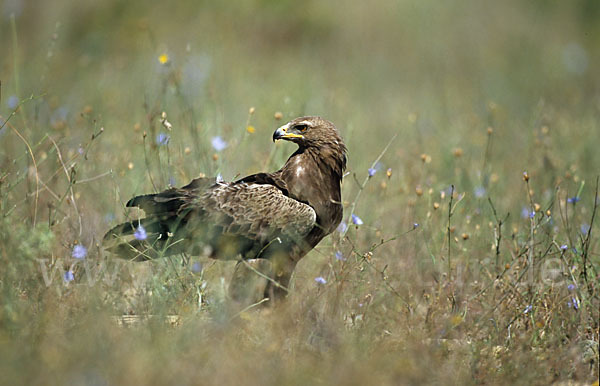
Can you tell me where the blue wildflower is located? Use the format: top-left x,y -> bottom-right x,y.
72,244 -> 87,259
50,107 -> 69,125
315,276 -> 327,284
211,136 -> 227,151
7,95 -> 19,110
192,262 -> 202,273
567,196 -> 580,204
368,168 -> 377,177
567,297 -> 579,310
335,251 -> 346,261
351,214 -> 363,225
580,224 -> 590,235
413,223 -> 419,229
104,213 -> 115,224
64,270 -> 74,282
474,186 -> 486,198
567,283 -> 576,291
134,224 -> 147,241
156,133 -> 170,146
560,244 -> 568,251
443,186 -> 454,197
523,305 -> 532,314
337,221 -> 348,233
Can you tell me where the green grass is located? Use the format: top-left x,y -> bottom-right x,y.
1,1 -> 598,384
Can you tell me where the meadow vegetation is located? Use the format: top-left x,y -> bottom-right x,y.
0,1 -> 598,384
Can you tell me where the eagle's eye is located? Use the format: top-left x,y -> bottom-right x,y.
295,124 -> 309,132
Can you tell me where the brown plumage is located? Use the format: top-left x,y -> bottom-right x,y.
104,116 -> 347,302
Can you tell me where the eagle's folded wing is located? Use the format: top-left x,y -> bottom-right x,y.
105,179 -> 316,261
185,182 -> 316,248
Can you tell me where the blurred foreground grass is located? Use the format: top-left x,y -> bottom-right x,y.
0,1 -> 598,384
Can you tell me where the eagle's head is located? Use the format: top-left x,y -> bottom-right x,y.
274,116 -> 347,175
273,116 -> 344,148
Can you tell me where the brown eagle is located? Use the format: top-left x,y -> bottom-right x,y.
104,116 -> 346,303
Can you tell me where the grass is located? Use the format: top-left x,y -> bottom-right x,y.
0,1 -> 598,384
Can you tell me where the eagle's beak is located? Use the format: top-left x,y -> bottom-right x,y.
273,123 -> 303,142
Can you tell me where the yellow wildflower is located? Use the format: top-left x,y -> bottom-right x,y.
158,53 -> 169,64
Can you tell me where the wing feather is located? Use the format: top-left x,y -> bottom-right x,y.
184,182 -> 316,247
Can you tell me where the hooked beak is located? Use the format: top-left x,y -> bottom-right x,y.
272,123 -> 304,142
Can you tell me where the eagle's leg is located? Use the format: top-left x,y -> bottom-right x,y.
266,258 -> 297,302
229,257 -> 297,305
229,259 -> 273,306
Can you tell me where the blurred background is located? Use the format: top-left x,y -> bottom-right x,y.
1,0 -> 598,384
2,0 -> 599,232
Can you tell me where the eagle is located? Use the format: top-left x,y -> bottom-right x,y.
104,116 -> 347,303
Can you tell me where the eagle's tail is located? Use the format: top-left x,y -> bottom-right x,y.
104,177 -> 213,260
102,216 -> 176,261
103,190 -> 191,261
